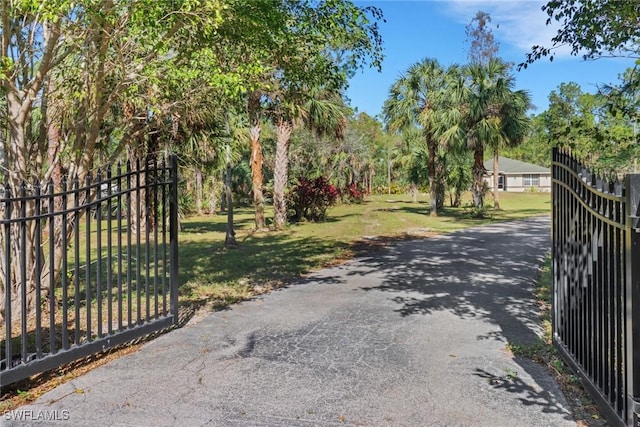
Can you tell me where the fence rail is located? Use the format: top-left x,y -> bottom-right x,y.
552,147 -> 640,426
1,155 -> 179,387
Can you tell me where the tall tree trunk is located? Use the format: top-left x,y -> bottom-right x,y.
273,118 -> 292,230
46,89 -> 64,184
0,123 -> 5,174
471,147 -> 485,208
225,146 -> 237,246
453,189 -> 462,208
435,154 -> 445,210
1,92 -> 36,323
248,92 -> 266,230
387,148 -> 391,195
493,148 -> 500,210
195,168 -> 203,215
427,137 -> 437,217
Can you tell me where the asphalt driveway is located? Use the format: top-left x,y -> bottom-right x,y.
4,215 -> 575,426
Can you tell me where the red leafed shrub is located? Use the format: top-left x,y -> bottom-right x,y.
345,182 -> 365,204
287,176 -> 339,222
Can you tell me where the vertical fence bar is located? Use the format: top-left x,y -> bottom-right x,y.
85,174 -> 92,342
615,185 -> 624,414
4,184 -> 12,370
19,183 -> 28,363
96,171 -> 103,338
117,163 -> 123,331
605,195 -> 614,401
34,181 -> 42,358
595,191 -> 602,388
144,162 -> 151,322
126,162 -> 133,328
551,147 -> 559,348
14,186 -> 26,362
136,160 -> 142,325
73,176 -> 81,346
585,190 -> 591,376
48,180 -> 56,354
600,196 -> 608,393
106,169 -> 113,335
161,158 -> 168,316
153,159 -> 159,319
169,155 -> 179,324
625,174 -> 640,425
61,178 -> 69,350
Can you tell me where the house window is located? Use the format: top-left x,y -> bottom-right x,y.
523,174 -> 540,187
498,175 -> 505,190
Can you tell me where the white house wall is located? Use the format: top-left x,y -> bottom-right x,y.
484,174 -> 551,192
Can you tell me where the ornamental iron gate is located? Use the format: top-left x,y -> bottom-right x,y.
552,147 -> 640,426
1,155 -> 179,387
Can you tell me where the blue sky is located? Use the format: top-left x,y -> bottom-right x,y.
346,0 -> 638,119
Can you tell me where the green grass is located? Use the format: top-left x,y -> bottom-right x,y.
178,191 -> 551,311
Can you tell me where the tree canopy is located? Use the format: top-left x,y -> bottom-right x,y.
522,0 -> 640,66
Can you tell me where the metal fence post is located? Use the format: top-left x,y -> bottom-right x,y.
551,147 -> 559,349
169,154 -> 179,325
3,184 -> 12,371
626,173 -> 640,426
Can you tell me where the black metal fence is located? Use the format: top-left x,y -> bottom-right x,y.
552,147 -> 640,426
1,155 -> 179,387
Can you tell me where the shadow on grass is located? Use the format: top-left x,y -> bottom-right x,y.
182,216 -> 254,234
178,232 -> 348,308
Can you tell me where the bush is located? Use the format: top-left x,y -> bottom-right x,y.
462,201 -> 494,219
287,176 -> 339,222
371,183 -> 408,195
343,182 -> 365,204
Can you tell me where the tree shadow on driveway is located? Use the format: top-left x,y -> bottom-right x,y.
351,217 -> 573,420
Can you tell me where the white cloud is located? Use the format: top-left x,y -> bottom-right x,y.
443,0 -> 574,58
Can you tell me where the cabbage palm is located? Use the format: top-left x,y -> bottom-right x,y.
270,88 -> 345,230
490,88 -> 531,208
463,59 -> 530,208
383,58 -> 449,216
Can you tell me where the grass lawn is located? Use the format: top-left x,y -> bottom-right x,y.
178,191 -> 551,312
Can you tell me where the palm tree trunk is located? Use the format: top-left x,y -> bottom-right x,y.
493,149 -> 500,210
435,155 -> 445,210
248,92 -> 266,230
225,146 -> 237,246
273,118 -> 292,230
195,168 -> 203,215
428,137 -> 437,217
471,147 -> 485,208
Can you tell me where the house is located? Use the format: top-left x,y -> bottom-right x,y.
483,156 -> 551,192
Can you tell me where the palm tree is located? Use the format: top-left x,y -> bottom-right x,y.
463,58 -> 530,209
269,88 -> 345,230
490,89 -> 531,209
247,90 -> 268,230
384,58 -> 449,217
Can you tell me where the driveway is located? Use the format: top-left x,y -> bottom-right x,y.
4,215 -> 575,426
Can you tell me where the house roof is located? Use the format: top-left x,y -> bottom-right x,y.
483,156 -> 549,174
